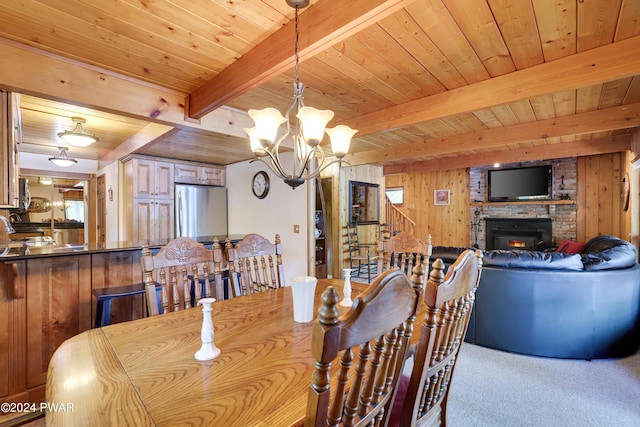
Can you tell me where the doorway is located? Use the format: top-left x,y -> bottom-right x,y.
97,174 -> 106,245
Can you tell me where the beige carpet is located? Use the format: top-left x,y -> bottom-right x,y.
447,343 -> 640,427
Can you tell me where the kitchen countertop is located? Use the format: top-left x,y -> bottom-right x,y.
10,221 -> 85,231
0,234 -> 245,260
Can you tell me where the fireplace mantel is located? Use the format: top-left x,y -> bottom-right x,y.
472,200 -> 575,207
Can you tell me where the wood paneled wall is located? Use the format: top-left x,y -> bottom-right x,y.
385,152 -> 635,251
385,168 -> 470,247
577,152 -> 633,242
336,165 -> 383,276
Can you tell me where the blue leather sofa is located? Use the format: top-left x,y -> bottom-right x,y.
434,236 -> 640,359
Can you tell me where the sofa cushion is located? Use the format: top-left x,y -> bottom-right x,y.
556,240 -> 587,254
581,235 -> 637,271
484,249 -> 584,270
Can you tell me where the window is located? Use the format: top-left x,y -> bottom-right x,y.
64,199 -> 84,222
385,187 -> 404,205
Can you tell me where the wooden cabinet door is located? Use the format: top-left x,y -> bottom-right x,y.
26,255 -> 92,388
132,158 -> 155,199
200,166 -> 225,185
0,264 -> 8,400
132,199 -> 173,242
0,261 -> 27,401
91,251 -> 145,326
133,199 -> 154,242
155,199 -> 174,241
174,163 -> 200,184
155,161 -> 174,199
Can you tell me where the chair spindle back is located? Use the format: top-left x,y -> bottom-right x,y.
142,237 -> 217,316
226,233 -> 284,297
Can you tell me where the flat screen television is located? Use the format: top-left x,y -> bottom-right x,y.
488,165 -> 552,202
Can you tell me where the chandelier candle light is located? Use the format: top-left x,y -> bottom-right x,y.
244,0 -> 357,189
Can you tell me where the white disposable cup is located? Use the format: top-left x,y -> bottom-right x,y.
290,276 -> 318,323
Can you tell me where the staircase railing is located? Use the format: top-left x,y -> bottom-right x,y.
384,194 -> 416,236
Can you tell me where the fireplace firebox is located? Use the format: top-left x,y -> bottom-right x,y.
485,218 -> 552,251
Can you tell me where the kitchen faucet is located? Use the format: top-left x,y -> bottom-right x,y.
0,215 -> 15,235
0,215 -> 16,252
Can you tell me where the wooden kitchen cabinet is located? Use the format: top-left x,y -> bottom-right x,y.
123,156 -> 175,242
0,249 -> 145,416
0,90 -> 20,208
129,157 -> 174,199
0,255 -> 91,413
130,198 -> 174,242
174,162 -> 225,186
26,256 -> 92,389
0,261 -> 27,406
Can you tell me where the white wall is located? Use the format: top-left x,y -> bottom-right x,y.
20,152 -> 98,174
226,154 -> 310,283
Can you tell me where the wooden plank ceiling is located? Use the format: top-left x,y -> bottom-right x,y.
1,0 -> 639,171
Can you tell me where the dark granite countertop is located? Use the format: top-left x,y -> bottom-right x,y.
0,234 -> 245,260
11,221 -> 85,231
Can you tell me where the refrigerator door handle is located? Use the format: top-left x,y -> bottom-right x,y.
177,190 -> 183,236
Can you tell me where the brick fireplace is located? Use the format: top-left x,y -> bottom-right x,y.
485,218 -> 552,250
470,158 -> 578,250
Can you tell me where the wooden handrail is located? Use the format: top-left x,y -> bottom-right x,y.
384,194 -> 416,236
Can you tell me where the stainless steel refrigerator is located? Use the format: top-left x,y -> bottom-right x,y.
175,184 -> 228,238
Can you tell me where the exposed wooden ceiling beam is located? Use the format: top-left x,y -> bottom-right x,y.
0,38 -> 252,138
383,136 -> 632,174
187,0 -> 417,119
98,123 -> 178,169
347,35 -> 640,136
347,102 -> 640,166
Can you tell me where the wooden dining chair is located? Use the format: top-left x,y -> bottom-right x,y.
225,233 -> 284,297
305,267 -> 425,427
142,236 -> 222,316
378,222 -> 392,241
378,231 -> 432,277
395,249 -> 483,427
347,223 -> 379,283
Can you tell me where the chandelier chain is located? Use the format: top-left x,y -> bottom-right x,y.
244,0 -> 356,188
294,6 -> 300,87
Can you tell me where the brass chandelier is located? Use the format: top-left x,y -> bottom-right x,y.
244,0 -> 357,189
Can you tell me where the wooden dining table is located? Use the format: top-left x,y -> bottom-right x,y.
47,278 -> 391,426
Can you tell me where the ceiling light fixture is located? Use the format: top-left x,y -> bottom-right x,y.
57,116 -> 99,147
48,147 -> 77,167
244,0 -> 357,189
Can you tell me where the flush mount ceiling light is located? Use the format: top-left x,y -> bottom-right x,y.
244,0 -> 357,189
57,116 -> 99,147
48,147 -> 78,167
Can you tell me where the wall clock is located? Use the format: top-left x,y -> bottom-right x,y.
252,171 -> 270,199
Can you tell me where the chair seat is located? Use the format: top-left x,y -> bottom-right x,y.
93,283 -> 146,299
346,224 -> 378,283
